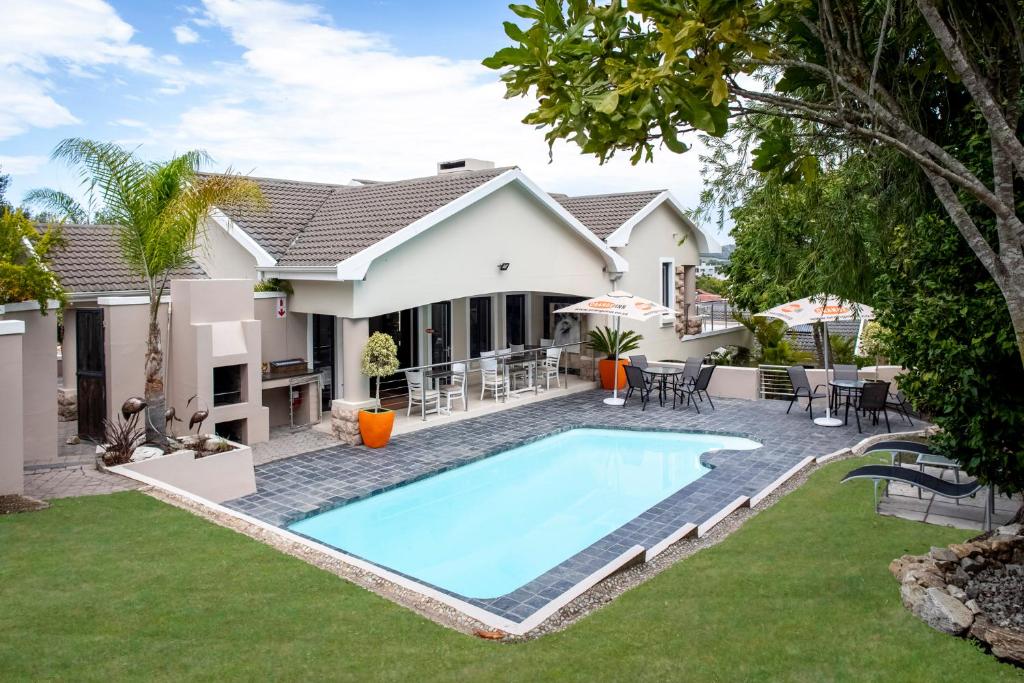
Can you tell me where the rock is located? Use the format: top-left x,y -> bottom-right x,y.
949,565 -> 970,588
65,435 -> 80,445
130,446 -> 164,462
890,555 -> 931,581
961,556 -> 987,574
949,542 -> 982,559
913,587 -> 974,635
930,546 -> 960,564
965,599 -> 983,615
180,435 -> 203,449
904,568 -> 946,589
201,436 -> 232,454
995,523 -> 1022,537
900,582 -> 927,612
946,584 -> 967,601
970,617 -> 1024,665
57,387 -> 77,421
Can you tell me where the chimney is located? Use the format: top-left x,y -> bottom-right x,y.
436,158 -> 495,174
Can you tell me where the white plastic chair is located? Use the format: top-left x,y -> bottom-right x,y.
406,370 -> 440,417
540,338 -> 553,347
439,363 -> 467,415
537,346 -> 562,390
480,357 -> 507,402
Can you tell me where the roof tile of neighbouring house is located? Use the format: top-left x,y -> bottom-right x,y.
555,190 -> 664,240
213,166 -> 515,267
42,224 -> 207,294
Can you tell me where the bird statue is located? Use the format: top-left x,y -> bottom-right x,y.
164,406 -> 182,424
121,397 -> 147,420
188,408 -> 209,435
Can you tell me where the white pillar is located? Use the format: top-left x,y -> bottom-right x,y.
340,317 -> 372,404
0,320 -> 25,495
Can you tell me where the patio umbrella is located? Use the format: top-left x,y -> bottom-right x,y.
756,295 -> 874,427
556,291 -> 673,406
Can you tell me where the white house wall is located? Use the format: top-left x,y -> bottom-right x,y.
194,217 -> 259,281
351,183 -> 614,319
613,203 -> 700,361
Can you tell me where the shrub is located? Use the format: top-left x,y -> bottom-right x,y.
587,326 -> 643,359
361,332 -> 400,411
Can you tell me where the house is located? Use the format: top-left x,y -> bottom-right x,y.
52,158 -> 746,445
198,160 -> 722,404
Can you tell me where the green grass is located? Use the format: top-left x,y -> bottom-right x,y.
1,457 -> 1020,682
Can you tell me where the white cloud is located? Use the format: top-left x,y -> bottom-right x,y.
112,118 -> 147,128
0,155 -> 49,175
173,24 -> 200,44
166,0 -> 718,237
0,0 -> 207,141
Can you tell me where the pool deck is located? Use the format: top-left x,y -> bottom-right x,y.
224,391 -> 918,628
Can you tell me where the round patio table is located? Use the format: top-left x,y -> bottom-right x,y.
643,365 -> 684,407
829,378 -> 865,426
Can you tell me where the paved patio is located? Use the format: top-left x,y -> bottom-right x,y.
878,472 -> 1020,530
224,390 -> 918,625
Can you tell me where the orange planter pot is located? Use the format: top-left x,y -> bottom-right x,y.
598,358 -> 630,391
358,409 -> 395,448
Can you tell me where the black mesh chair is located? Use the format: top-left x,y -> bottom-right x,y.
679,356 -> 702,389
886,389 -> 914,425
674,365 -> 715,413
623,364 -> 652,411
786,366 -> 826,419
831,363 -> 859,411
628,354 -> 649,369
851,380 -> 891,433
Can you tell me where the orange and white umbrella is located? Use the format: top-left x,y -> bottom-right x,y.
557,291 -> 672,405
756,295 -> 873,427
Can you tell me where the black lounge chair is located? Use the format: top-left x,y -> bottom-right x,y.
841,464 -> 994,529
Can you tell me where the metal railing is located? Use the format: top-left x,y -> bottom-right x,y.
758,364 -> 794,400
695,300 -> 744,333
372,341 -> 599,420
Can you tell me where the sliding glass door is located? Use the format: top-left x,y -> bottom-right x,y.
469,296 -> 492,357
505,294 -> 526,346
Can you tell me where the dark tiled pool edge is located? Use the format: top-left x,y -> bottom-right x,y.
223,392 -> 922,630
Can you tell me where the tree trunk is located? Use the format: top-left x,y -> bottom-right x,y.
144,309 -> 167,447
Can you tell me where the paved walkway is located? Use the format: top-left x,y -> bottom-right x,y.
225,390 -> 916,625
879,472 -> 1020,530
24,465 -> 141,500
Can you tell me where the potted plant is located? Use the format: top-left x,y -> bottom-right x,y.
588,326 -> 643,390
358,332 -> 400,448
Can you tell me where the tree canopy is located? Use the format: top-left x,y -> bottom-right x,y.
0,209 -> 65,312
486,0 -> 1024,365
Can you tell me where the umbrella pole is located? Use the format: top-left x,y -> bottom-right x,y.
814,320 -> 842,427
603,315 -> 625,406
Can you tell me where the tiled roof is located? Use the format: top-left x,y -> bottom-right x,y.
214,175 -> 347,260
555,190 -> 663,239
788,320 -> 861,353
43,224 -> 206,295
212,167 -> 514,267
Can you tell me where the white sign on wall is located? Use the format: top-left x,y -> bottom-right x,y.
275,297 -> 287,319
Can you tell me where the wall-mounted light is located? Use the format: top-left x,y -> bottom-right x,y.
498,262 -> 510,271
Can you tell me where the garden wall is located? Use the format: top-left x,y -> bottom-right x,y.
0,321 -> 25,495
0,301 -> 58,467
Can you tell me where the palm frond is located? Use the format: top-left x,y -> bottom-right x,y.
21,188 -> 88,223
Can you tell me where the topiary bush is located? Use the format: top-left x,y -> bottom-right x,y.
361,332 -> 400,412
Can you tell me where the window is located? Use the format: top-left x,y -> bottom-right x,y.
661,260 -> 674,309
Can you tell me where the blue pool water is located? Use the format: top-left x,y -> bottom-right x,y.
289,428 -> 760,599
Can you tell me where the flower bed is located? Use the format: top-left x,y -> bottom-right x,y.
111,440 -> 256,503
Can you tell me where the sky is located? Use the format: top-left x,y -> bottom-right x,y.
0,0 -> 727,245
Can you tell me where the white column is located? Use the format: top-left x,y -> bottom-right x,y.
340,317 -> 371,404
0,320 -> 25,495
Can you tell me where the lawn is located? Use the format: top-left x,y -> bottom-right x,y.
1,456 -> 1019,682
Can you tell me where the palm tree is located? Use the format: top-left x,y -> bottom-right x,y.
25,139 -> 262,444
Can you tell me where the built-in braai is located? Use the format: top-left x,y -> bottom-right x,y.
213,364 -> 245,406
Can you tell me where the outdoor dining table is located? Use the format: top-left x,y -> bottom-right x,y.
829,378 -> 865,426
642,365 -> 685,407
499,353 -> 540,398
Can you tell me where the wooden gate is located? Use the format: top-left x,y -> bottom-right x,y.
75,308 -> 106,440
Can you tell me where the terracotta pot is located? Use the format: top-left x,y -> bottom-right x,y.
358,409 -> 395,448
598,358 -> 630,390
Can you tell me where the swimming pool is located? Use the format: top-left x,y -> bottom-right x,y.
289,428 -> 761,599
